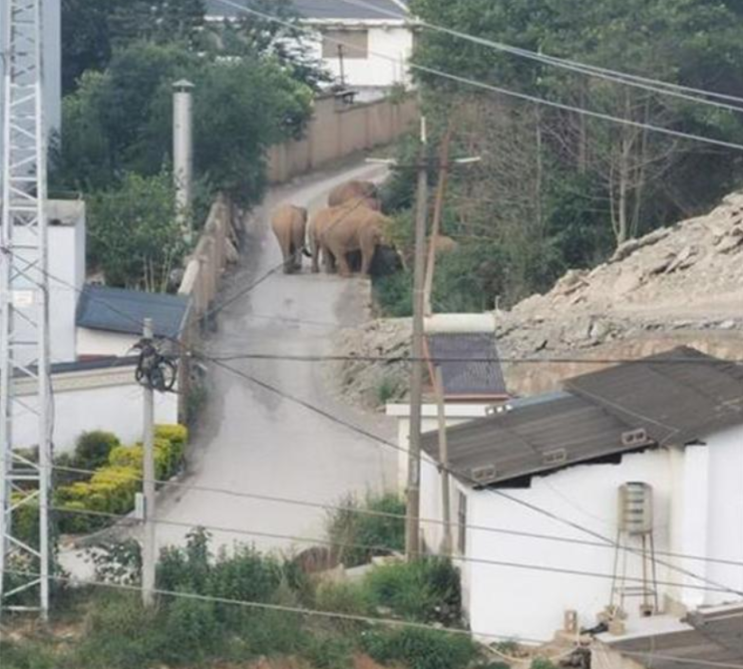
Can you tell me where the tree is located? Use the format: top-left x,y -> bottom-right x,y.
61,0 -> 206,93
86,171 -> 184,291
409,0 -> 743,248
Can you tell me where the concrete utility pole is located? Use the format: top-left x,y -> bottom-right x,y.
0,0 -> 53,621
173,80 -> 194,245
141,318 -> 156,608
405,116 -> 428,559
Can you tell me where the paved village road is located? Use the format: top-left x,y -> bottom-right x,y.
153,161 -> 398,556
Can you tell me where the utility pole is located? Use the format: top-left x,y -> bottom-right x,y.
141,318 -> 156,608
173,80 -> 194,245
0,0 -> 52,621
432,367 -> 452,555
405,116 -> 428,559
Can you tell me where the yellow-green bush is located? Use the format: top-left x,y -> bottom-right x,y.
56,424 -> 188,534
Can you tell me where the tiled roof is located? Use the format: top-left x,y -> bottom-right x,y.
76,285 -> 188,338
423,347 -> 743,487
206,0 -> 409,21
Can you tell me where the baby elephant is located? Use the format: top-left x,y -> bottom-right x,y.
271,204 -> 308,274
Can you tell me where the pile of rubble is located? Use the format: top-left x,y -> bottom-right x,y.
333,191 -> 743,405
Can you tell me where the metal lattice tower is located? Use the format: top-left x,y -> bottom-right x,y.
0,0 -> 52,618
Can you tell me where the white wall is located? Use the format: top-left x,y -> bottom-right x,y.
387,403 -> 492,491
704,425 -> 743,605
307,24 -> 413,88
77,327 -> 139,358
48,203 -> 86,363
462,450 -> 674,642
13,365 -> 178,454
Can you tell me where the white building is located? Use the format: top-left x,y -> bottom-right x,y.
13,358 -> 178,455
393,347 -> 743,645
206,0 -> 414,93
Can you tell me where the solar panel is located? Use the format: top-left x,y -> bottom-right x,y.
426,333 -> 508,397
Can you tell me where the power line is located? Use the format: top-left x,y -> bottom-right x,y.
337,0 -> 743,114
44,460 -> 743,570
48,504 -> 742,594
203,350 -> 743,367
214,0 -> 743,153
34,255 -> 743,597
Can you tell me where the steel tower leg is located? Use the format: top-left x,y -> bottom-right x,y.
0,0 -> 52,620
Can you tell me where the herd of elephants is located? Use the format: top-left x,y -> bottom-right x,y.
270,179 -> 392,277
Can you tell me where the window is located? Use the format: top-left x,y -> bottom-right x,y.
457,491 -> 467,554
322,29 -> 369,59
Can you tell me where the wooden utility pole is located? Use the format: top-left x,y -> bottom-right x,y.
406,116 -> 429,560
433,367 -> 452,555
423,124 -> 453,317
142,318 -> 156,608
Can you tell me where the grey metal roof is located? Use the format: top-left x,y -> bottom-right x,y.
422,391 -> 647,487
606,605 -> 743,669
425,333 -> 508,399
76,285 -> 188,338
566,346 -> 743,444
206,0 -> 409,21
425,346 -> 743,487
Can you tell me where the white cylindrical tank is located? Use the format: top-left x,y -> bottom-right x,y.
618,482 -> 653,535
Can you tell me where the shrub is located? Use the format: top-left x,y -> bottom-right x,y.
56,465 -> 139,533
314,580 -> 372,616
160,595 -> 222,665
362,628 -> 478,669
363,558 -> 462,625
0,640 -> 57,669
155,423 -> 188,448
303,634 -> 355,669
326,493 -> 405,568
74,431 -> 120,470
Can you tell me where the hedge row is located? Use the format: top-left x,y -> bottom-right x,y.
55,425 -> 187,534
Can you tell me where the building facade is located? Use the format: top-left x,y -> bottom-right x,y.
206,0 -> 414,92
391,348 -> 743,643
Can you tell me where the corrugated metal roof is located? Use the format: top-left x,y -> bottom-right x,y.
422,392 -> 644,486
606,605 -> 743,669
206,0 -> 409,21
76,285 -> 188,338
425,333 -> 508,399
425,347 -> 743,487
566,347 -> 743,444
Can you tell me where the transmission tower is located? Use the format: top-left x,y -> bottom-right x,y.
0,0 -> 52,619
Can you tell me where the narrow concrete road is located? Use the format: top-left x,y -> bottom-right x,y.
154,161 -> 397,555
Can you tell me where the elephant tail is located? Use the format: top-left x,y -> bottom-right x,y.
302,246 -> 312,258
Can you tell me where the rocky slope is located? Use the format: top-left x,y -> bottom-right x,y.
333,191 -> 743,404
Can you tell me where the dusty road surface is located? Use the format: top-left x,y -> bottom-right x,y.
152,161 -> 398,555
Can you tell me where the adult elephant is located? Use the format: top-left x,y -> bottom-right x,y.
309,198 -> 378,274
319,206 -> 391,277
271,204 -> 308,274
327,180 -> 379,207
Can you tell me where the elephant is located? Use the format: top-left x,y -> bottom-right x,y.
327,179 -> 379,207
308,198 -> 378,273
319,206 -> 391,277
271,204 -> 308,273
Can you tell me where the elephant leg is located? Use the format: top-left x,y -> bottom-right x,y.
360,246 -> 375,276
335,250 -> 352,278
311,238 -> 320,273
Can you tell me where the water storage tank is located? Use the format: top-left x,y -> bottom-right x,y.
618,482 -> 653,535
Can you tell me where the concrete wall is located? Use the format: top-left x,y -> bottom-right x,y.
13,363 -> 178,454
267,94 -> 418,184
